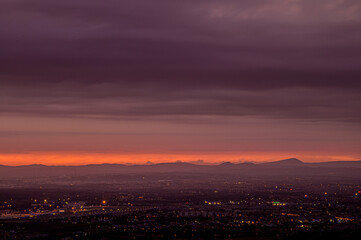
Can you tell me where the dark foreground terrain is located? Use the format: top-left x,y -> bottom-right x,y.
1,159 -> 361,239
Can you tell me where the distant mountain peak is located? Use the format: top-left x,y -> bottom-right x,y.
282,158 -> 303,163
263,158 -> 304,166
219,162 -> 234,166
23,164 -> 47,167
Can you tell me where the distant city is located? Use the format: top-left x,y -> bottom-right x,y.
1,159 -> 361,239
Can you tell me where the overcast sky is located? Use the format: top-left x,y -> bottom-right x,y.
1,0 -> 361,165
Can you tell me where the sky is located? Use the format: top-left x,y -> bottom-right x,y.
0,0 -> 361,165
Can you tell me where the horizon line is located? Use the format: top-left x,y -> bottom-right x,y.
1,158 -> 361,167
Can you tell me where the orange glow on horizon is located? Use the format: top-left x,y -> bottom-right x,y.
0,152 -> 359,166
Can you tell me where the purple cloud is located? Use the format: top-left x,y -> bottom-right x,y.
1,0 -> 361,122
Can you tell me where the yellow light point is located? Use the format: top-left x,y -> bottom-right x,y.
305,195 -> 307,198
44,199 -> 47,203
102,200 -> 107,205
324,192 -> 327,195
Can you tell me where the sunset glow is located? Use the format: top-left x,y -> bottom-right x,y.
1,0 -> 360,166
1,1 -> 361,239
0,152 -> 359,166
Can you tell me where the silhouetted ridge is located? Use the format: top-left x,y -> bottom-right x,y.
1,159 -> 361,179
279,158 -> 303,164
262,158 -> 304,166
219,162 -> 234,166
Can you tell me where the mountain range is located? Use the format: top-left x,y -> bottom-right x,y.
1,158 -> 361,179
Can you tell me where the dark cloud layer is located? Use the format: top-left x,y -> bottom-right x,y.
1,0 -> 361,122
